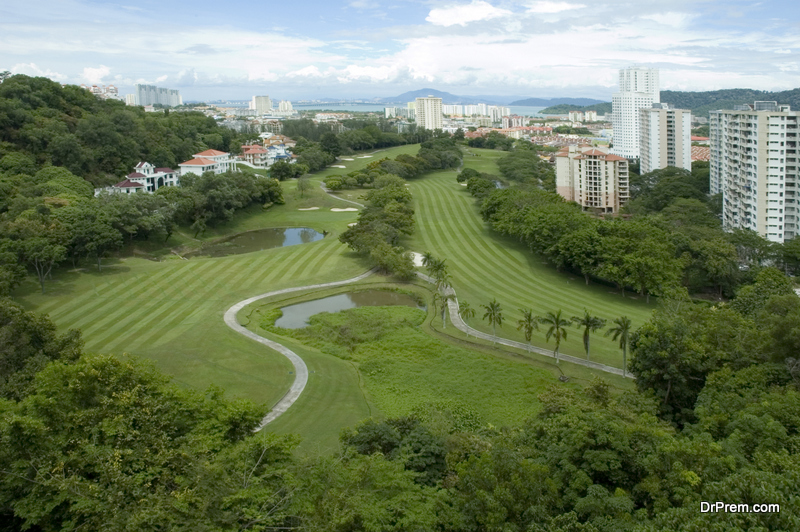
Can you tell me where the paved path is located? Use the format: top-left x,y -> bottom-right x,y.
223,269 -> 376,430
417,272 -> 631,378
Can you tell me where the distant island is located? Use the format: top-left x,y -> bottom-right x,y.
539,102 -> 613,115
509,97 -> 606,107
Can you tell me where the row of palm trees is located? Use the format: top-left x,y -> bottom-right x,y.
420,253 -> 632,376
462,299 -> 632,376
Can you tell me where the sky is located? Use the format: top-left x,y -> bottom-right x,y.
2,0 -> 799,102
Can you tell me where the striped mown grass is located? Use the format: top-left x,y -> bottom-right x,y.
407,148 -> 655,368
14,221 -> 369,407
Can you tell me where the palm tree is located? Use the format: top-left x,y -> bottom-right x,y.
605,316 -> 632,377
433,292 -> 455,328
459,301 -> 475,322
421,252 -> 435,269
516,308 -> 539,353
572,310 -> 606,361
481,299 -> 504,344
542,310 -> 569,363
426,257 -> 447,279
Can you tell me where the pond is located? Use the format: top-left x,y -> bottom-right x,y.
274,290 -> 425,329
187,227 -> 324,258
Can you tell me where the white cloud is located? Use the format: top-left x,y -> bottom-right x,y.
82,65 -> 110,84
10,62 -> 66,80
526,1 -> 586,14
426,1 -> 512,27
287,65 -> 324,78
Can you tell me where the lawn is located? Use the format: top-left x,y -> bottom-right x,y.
407,147 -> 655,368
12,142 -> 645,452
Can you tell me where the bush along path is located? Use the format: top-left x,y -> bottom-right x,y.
417,272 -> 631,378
223,268 -> 376,429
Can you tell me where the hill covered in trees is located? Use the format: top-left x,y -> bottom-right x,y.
539,102 -> 613,115
538,87 -> 800,117
0,75 -> 241,186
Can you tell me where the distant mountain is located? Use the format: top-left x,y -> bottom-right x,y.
379,89 -> 544,105
539,102 -> 612,115
379,89 -> 465,104
509,97 -> 606,107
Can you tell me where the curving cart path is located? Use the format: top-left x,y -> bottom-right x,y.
417,272 -> 631,378
224,268 -> 631,430
223,269 -> 376,430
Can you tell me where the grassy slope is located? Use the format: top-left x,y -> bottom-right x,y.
408,147 -> 655,368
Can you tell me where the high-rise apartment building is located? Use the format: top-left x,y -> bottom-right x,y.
639,104 -> 692,173
611,67 -> 660,160
555,145 -> 630,213
710,101 -> 799,243
134,84 -> 182,107
415,96 -> 443,130
250,95 -> 272,115
443,104 -> 463,116
278,100 -> 293,112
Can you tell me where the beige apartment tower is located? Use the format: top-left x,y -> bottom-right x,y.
555,146 -> 630,213
639,104 -> 692,173
415,96 -> 443,131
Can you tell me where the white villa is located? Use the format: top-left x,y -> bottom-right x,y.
94,162 -> 179,196
178,149 -> 237,176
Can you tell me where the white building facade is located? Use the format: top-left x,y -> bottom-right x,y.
251,96 -> 273,115
639,104 -> 692,173
179,149 -> 237,176
710,102 -> 800,243
555,146 -> 630,213
133,84 -> 182,107
94,162 -> 179,196
611,67 -> 660,160
415,96 -> 443,130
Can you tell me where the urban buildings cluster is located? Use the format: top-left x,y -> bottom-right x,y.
80,84 -> 122,101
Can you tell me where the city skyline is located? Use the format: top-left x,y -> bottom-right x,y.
3,0 -> 799,101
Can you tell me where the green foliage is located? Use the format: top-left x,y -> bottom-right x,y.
0,298 -> 82,400
0,75 -> 235,184
730,267 -> 794,317
0,352 -> 303,531
496,148 -> 554,188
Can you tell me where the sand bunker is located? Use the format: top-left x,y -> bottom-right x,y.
410,252 -> 425,268
460,183 -> 468,186
341,158 -> 354,161
348,222 -> 358,227
298,207 -> 320,211
331,207 -> 358,212
357,155 -> 373,158
329,165 -> 347,168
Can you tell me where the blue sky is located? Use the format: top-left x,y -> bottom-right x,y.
2,0 -> 799,101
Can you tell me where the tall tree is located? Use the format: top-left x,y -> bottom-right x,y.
516,308 -> 539,353
572,310 -> 606,360
481,299 -> 504,343
605,316 -> 632,377
542,310 -> 569,363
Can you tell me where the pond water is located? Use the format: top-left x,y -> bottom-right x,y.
274,290 -> 425,329
187,227 -> 324,258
